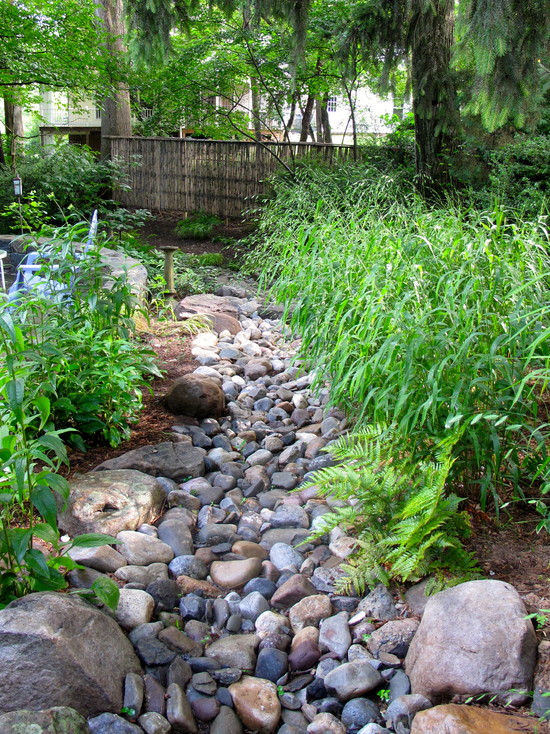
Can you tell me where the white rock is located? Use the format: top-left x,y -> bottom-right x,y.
192,333 -> 218,349
115,589 -> 155,630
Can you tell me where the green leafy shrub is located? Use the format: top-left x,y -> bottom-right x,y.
194,252 -> 225,266
3,220 -> 161,448
0,311 -> 120,608
252,163 -> 550,513
174,212 -> 222,240
0,141 -> 140,231
488,135 -> 550,216
304,427 -> 480,591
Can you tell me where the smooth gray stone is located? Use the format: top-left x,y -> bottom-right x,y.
168,555 -> 208,579
138,712 -> 171,734
124,673 -> 144,716
210,705 -> 243,734
88,713 -> 142,733
239,591 -> 270,621
157,520 -> 194,556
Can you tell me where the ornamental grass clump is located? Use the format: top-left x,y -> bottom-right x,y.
253,163 -> 550,514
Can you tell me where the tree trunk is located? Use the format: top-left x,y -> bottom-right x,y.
95,0 -> 132,159
285,94 -> 297,137
4,99 -> 24,165
300,95 -> 315,142
315,99 -> 322,142
320,95 -> 332,143
250,77 -> 262,141
410,0 -> 458,195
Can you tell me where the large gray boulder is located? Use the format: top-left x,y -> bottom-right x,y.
405,580 -> 537,704
0,592 -> 141,717
58,469 -> 166,536
94,442 -> 206,482
0,707 -> 90,733
165,374 -> 225,419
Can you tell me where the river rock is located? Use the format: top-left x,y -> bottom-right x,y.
271,574 -> 317,607
116,531 -> 174,565
0,592 -> 141,716
88,712 -> 142,732
0,707 -> 90,733
165,374 -> 225,419
229,676 -> 281,733
410,703 -> 539,733
115,588 -> 155,630
210,705 -> 243,734
289,595 -> 332,632
255,647 -> 288,683
367,618 -> 419,658
138,712 -> 171,734
255,610 -> 289,639
67,544 -> 127,573
324,661 -> 384,701
405,580 -> 537,704
357,585 -> 399,621
307,712 -> 346,734
205,634 -> 260,669
385,694 -> 432,729
94,442 -> 206,482
319,612 -> 352,659
166,683 -> 198,733
210,558 -> 262,589
58,470 -> 165,536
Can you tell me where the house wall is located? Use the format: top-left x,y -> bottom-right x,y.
289,89 -> 398,143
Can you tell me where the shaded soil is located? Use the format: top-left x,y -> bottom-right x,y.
140,212 -> 254,260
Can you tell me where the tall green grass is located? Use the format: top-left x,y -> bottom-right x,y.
251,163 -> 550,512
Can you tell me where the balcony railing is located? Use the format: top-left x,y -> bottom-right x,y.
40,106 -> 100,127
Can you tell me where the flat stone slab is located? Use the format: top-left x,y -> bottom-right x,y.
94,442 -> 206,482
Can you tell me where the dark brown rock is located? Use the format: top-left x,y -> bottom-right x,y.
271,575 -> 318,608
176,294 -> 242,336
165,375 -> 225,419
144,674 -> 166,716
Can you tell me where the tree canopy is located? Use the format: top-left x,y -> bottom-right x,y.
0,0 -> 119,103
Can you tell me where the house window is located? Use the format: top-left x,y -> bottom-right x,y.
218,97 -> 234,110
142,107 -> 153,119
327,97 -> 337,112
95,107 -> 102,120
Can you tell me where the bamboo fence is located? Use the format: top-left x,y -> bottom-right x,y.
106,137 -> 359,218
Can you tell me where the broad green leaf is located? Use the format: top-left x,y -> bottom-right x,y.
6,378 -> 25,420
10,528 -> 33,563
32,567 -> 67,592
36,434 -> 68,463
70,533 -> 119,548
30,485 -> 58,528
32,396 -> 51,430
42,472 -> 70,499
24,548 -> 50,578
33,522 -> 60,545
91,576 -> 120,611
